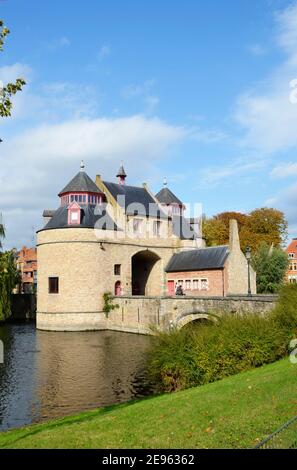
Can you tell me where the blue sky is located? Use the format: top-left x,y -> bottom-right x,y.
1,0 -> 297,248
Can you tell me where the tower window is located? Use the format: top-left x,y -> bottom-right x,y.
49,277 -> 59,294
114,264 -> 121,275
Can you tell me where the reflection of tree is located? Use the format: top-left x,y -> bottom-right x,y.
0,325 -> 15,428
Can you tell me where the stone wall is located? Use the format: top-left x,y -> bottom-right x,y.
10,294 -> 36,321
37,294 -> 276,333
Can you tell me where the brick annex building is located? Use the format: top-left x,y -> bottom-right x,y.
286,238 -> 297,283
36,162 -> 256,331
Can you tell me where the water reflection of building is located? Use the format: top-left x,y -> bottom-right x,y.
34,330 -> 152,421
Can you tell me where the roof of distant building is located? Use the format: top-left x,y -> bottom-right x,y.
59,171 -> 102,196
103,181 -> 168,219
38,204 -> 119,232
165,246 -> 229,272
155,187 -> 183,206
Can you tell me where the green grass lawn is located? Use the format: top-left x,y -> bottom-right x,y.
0,358 -> 296,449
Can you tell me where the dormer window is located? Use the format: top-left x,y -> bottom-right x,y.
67,201 -> 81,225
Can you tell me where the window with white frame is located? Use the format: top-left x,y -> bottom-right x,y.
289,253 -> 295,258
185,280 -> 191,290
153,220 -> 161,237
70,211 -> 79,223
177,280 -> 184,287
201,278 -> 208,290
193,279 -> 199,290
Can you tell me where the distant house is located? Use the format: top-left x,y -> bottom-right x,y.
165,220 -> 257,297
285,238 -> 297,284
16,246 -> 37,293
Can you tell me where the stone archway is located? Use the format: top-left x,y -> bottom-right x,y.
175,312 -> 218,329
131,250 -> 161,296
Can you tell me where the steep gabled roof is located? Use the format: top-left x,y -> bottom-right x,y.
165,246 -> 229,272
116,164 -> 127,177
155,187 -> 183,206
102,181 -> 167,218
59,171 -> 101,196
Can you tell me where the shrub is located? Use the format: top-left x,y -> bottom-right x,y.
147,308 -> 290,392
272,283 -> 297,335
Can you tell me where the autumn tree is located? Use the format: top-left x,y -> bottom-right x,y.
203,208 -> 288,252
0,20 -> 25,120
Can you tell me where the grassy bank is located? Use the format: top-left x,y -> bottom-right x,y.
0,358 -> 296,449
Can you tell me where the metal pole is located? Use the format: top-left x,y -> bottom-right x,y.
247,258 -> 252,296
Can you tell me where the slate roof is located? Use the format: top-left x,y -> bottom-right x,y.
116,164 -> 127,177
38,204 -> 119,232
103,181 -> 168,219
155,187 -> 183,206
165,246 -> 229,272
59,171 -> 102,196
42,209 -> 56,218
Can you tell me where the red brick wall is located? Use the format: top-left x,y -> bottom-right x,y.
286,239 -> 297,283
166,269 -> 226,296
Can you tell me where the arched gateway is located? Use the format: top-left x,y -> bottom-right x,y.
131,250 -> 161,296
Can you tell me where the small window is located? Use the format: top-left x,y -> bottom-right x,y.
114,264 -> 121,275
71,211 -> 79,222
49,277 -> 59,294
133,218 -> 142,235
289,253 -> 294,258
193,279 -> 199,290
153,220 -> 161,237
177,280 -> 184,287
201,278 -> 208,290
185,280 -> 191,290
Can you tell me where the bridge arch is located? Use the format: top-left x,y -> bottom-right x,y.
131,249 -> 161,296
174,311 -> 219,329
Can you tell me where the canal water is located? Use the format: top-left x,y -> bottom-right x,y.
0,322 -> 154,432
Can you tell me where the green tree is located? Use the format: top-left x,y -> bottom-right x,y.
0,20 -> 25,120
251,243 -> 289,294
0,250 -> 20,321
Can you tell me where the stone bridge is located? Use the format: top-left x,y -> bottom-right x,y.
107,295 -> 277,335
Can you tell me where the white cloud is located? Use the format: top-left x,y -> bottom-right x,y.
264,180 -> 297,238
0,63 -> 32,84
270,162 -> 297,178
234,1 -> 297,154
199,157 -> 267,187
